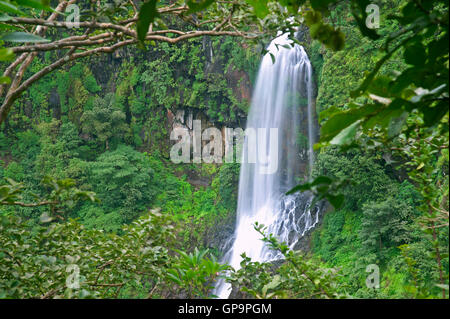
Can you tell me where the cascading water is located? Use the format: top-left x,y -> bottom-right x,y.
213,33 -> 319,299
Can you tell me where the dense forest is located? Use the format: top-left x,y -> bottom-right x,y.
0,0 -> 448,300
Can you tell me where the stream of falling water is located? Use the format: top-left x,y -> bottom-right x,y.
213,33 -> 318,299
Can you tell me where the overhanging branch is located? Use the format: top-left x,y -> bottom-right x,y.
0,0 -> 264,124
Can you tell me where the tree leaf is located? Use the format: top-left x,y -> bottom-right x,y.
0,14 -> 12,22
39,212 -> 53,223
0,1 -> 24,15
269,52 -> 275,64
16,0 -> 53,12
387,111 -> 408,138
187,0 -> 214,14
310,176 -> 333,186
330,120 -> 360,145
435,284 -> 449,291
351,50 -> 397,98
0,32 -> 49,43
351,0 -> 380,40
286,176 -> 333,195
286,183 -> 310,195
0,48 -> 14,61
421,100 -> 449,127
404,42 -> 426,66
320,104 -> 379,142
0,76 -> 11,85
325,194 -> 344,209
137,0 -> 159,45
262,275 -> 281,295
245,0 -> 269,19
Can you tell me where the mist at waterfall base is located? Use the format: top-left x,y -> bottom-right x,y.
213,34 -> 319,299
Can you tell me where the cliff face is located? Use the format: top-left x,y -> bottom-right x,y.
85,37 -> 254,156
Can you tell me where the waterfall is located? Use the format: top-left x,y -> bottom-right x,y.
213,34 -> 318,299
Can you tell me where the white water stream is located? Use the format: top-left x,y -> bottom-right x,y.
213,34 -> 318,298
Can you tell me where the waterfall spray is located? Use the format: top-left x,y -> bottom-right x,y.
213,34 -> 318,299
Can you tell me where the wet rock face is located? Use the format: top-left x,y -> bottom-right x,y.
167,107 -> 247,165
225,64 -> 252,103
295,25 -> 311,44
275,191 -> 327,252
292,200 -> 327,252
49,88 -> 61,119
207,222 -> 236,257
253,191 -> 326,261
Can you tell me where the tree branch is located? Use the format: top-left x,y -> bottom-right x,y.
9,17 -> 136,37
0,0 -> 264,124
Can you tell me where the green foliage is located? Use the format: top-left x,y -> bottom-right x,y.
312,147 -> 397,210
88,145 -> 159,222
225,223 -> 342,299
360,197 -> 415,262
0,210 -> 175,299
134,38 -> 255,125
316,0 -> 449,147
304,10 -> 345,51
0,0 -> 54,64
309,148 -> 447,297
245,0 -> 269,19
80,94 -> 130,150
0,176 -> 97,222
166,248 -> 227,298
84,74 -> 101,94
33,120 -> 83,179
303,0 -> 449,296
3,161 -> 25,181
226,254 -> 275,298
77,206 -> 123,234
187,0 -> 215,14
212,163 -> 240,212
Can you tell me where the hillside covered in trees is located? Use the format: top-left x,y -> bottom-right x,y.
0,0 -> 448,299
